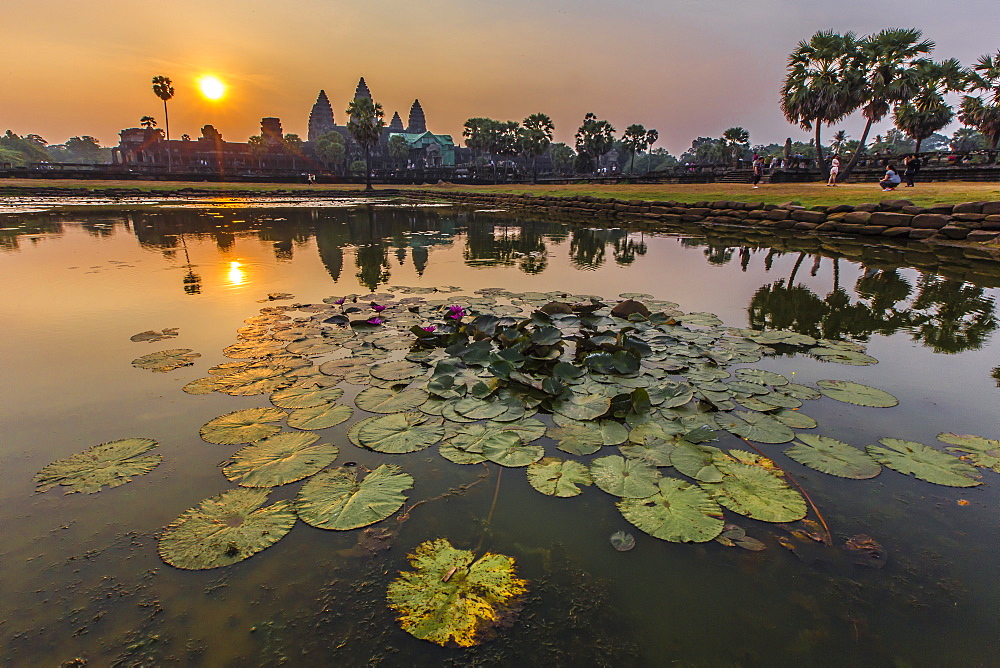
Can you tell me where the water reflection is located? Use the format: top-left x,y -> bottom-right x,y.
226,260 -> 246,286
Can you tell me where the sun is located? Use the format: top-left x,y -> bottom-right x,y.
197,75 -> 227,100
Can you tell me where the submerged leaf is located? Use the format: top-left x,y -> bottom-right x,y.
866,438 -> 982,487
610,530 -> 636,551
223,432 -> 338,487
527,457 -> 593,497
387,539 -> 527,648
158,488 -> 296,569
34,438 -> 162,494
296,464 -> 413,530
784,434 -> 881,479
618,477 -> 724,543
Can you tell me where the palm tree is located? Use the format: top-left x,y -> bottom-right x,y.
387,135 -> 410,169
346,96 -> 385,191
140,116 -> 157,129
644,129 -> 658,174
621,124 -> 648,174
315,131 -> 347,173
959,50 -> 1000,149
518,113 -> 554,183
831,129 -> 848,153
283,133 -> 304,169
247,135 -> 267,169
152,75 -> 175,172
721,127 -> 750,166
950,127 -> 985,151
574,113 -> 616,175
839,28 -> 934,180
894,59 -> 966,152
781,30 -> 865,176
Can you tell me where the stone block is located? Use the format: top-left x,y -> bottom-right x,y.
952,213 -> 986,223
791,210 -> 826,223
826,204 -> 855,214
747,210 -> 767,219
981,202 -> 1000,215
966,231 -> 1000,243
911,214 -> 951,229
816,222 -> 838,232
834,223 -> 864,234
879,199 -> 914,209
901,206 -> 926,215
909,229 -> 937,239
859,226 -> 889,235
772,220 -> 796,229
882,227 -> 913,238
952,201 -> 984,214
939,226 -> 970,240
793,222 -> 818,230
766,210 -> 790,221
854,203 -> 879,212
924,204 -> 954,215
687,207 -> 710,216
843,211 -> 872,224
981,216 -> 1000,230
869,212 -> 914,226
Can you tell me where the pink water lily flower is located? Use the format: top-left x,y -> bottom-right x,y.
333,297 -> 346,305
371,303 -> 387,312
366,317 -> 384,325
447,305 -> 466,319
421,325 -> 436,333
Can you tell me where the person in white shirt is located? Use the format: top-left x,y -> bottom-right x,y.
827,155 -> 841,186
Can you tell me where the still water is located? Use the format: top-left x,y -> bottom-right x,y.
1,201 -> 998,666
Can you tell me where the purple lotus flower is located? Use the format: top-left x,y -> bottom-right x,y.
421,325 -> 436,333
447,305 -> 466,320
366,317 -> 384,325
371,303 -> 387,312
333,297 -> 346,305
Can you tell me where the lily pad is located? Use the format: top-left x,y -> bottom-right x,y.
370,360 -> 425,382
784,434 -> 881,479
270,385 -> 345,409
200,407 -> 287,445
223,432 -> 338,487
866,438 -> 982,487
296,464 -> 413,530
216,366 -> 292,396
34,438 -> 162,494
618,477 -> 725,543
772,409 -> 818,430
356,387 -> 430,414
937,433 -> 1000,473
223,341 -> 286,359
551,392 -> 611,421
810,347 -> 879,366
670,442 -> 727,482
817,380 -> 898,408
590,455 -> 659,498
358,413 -> 444,453
735,368 -> 788,387
131,348 -> 201,372
454,397 -> 508,420
483,433 -> 545,467
526,457 -> 593,497
717,411 -> 795,444
386,538 -> 528,647
619,440 -> 677,467
158,488 -> 296,570
287,403 -> 354,430
700,461 -> 807,523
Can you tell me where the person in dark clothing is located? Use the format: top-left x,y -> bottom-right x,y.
751,157 -> 763,188
904,155 -> 922,187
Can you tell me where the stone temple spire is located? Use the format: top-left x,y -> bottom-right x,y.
388,111 -> 405,132
308,90 -> 335,142
406,99 -> 426,134
354,77 -> 372,100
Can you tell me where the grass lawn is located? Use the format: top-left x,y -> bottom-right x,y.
2,177 -> 1000,208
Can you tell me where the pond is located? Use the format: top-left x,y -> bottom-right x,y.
1,199 -> 997,666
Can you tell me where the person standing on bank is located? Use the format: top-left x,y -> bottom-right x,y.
827,154 -> 841,186
751,156 -> 763,189
880,164 -> 903,191
904,154 -> 922,187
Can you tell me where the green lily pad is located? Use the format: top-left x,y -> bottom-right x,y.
485,417 -> 547,443
717,411 -> 795,444
771,409 -> 818,429
386,538 -> 528,648
700,461 -> 807,523
131,348 -> 201,372
183,376 -> 221,395
454,396 -> 508,420
347,415 -> 382,448
34,438 -> 162,494
358,413 -> 444,453
483,433 -> 545,467
527,457 -> 593,497
618,478 -> 725,543
442,424 -> 530,465
200,407 -> 287,445
780,383 -> 822,401
370,360 -> 425,382
735,368 -> 789,387
355,387 -> 430,414
223,432 -> 338,487
937,433 -> 1000,473
810,347 -> 879,366
158,488 -> 296,570
590,455 -> 659,498
619,440 -> 677,467
215,366 -> 292,396
296,464 -> 413,530
287,403 -> 354,430
670,442 -> 727,483
784,434 -> 881,479
223,341 -> 286,359
817,380 -> 898,408
551,392 -> 611,421
270,385 -> 345,409
866,438 -> 982,487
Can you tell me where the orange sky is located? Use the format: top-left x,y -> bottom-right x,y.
2,0 -> 995,153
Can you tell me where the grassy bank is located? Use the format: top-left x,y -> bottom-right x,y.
2,177 -> 1000,208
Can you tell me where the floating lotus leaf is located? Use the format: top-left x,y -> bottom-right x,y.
158,488 -> 296,570
485,417 -> 547,443
130,328 -> 179,343
34,438 -> 162,494
285,337 -> 345,356
618,477 -> 725,543
780,383 -> 823,401
347,415 -> 382,448
550,419 -> 627,456
370,360 -> 425,381
735,368 -> 788,387
444,424 -> 529,463
319,358 -> 367,377
551,392 -> 611,421
610,530 -> 636,551
734,397 -> 780,412
590,455 -> 659,498
183,376 -> 220,395
296,464 -> 413,530
223,341 -> 286,359
527,457 -> 593,497
619,440 -> 676,467
700,462 -> 807,523
358,413 -> 444,453
223,432 -> 338,487
483,433 -> 544,467
647,382 -> 695,408
670,442 -> 727,482
937,433 -> 1000,473
755,392 -> 802,409
627,419 -> 683,445
287,403 -> 354,430
866,438 -> 982,487
131,348 -> 201,372
439,441 -> 488,465
817,380 -> 898,408
441,402 -> 479,424
810,347 -> 879,366
772,409 -> 818,429
355,387 -> 430,414
725,380 -> 769,396
270,385 -> 345,409
717,411 -> 795,444
216,366 -> 292,396
784,434 -> 881,479
200,407 -> 287,445
454,397 -> 508,420
386,538 -> 528,648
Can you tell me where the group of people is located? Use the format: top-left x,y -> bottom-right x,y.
749,153 -> 923,191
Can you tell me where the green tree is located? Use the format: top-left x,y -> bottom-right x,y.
893,58 -> 965,152
830,130 -> 848,153
247,135 -> 267,168
574,113 -> 615,175
518,113 -> 554,183
387,135 -> 409,167
140,115 -> 157,129
152,75 -> 175,173
315,131 -> 346,172
621,124 -> 648,173
840,28 -> 934,179
644,129 -> 659,173
781,30 -> 865,175
959,50 -> 1000,149
495,120 -> 520,182
550,142 -> 574,175
346,96 -> 385,190
951,127 -> 986,151
283,133 -> 304,169
24,134 -> 47,146
463,117 -> 500,176
722,126 -> 750,165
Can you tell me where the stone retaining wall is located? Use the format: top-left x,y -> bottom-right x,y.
410,190 -> 1000,260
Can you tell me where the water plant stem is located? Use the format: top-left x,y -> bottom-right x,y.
485,466 -> 503,526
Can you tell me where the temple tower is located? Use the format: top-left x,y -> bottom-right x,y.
308,90 -> 336,142
354,77 -> 372,100
261,118 -> 284,146
406,99 -> 426,134
388,112 -> 405,132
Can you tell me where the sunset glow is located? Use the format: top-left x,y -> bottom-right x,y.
197,75 -> 226,101
226,260 -> 245,285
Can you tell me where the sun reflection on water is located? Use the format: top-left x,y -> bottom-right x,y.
227,260 -> 246,285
